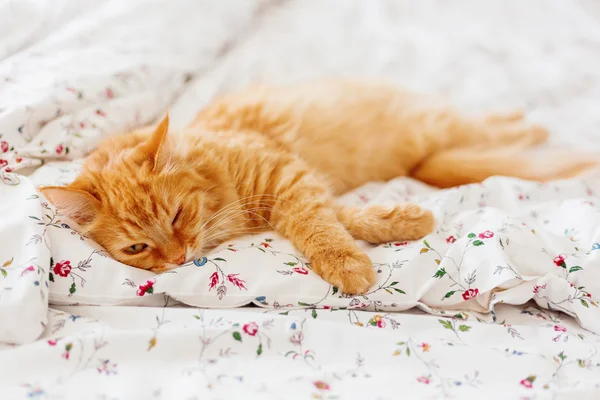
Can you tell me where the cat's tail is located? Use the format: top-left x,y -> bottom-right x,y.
411,146 -> 599,188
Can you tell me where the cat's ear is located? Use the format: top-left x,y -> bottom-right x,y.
143,112 -> 170,172
40,186 -> 101,225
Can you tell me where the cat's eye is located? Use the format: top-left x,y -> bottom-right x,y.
123,243 -> 148,255
172,207 -> 182,225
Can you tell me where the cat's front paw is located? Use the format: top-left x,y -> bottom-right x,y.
311,249 -> 376,295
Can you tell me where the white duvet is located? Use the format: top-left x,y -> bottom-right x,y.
2,0 -> 600,399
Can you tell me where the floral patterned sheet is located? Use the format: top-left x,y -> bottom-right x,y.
0,0 -> 269,344
2,1 -> 600,398
1,303 -> 599,399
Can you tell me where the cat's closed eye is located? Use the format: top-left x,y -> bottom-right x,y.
123,243 -> 148,255
172,207 -> 182,225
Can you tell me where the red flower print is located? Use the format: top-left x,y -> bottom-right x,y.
313,381 -> 330,391
394,241 -> 408,247
0,140 -> 8,153
478,230 -> 494,239
260,242 -> 271,248
532,284 -> 546,294
293,267 -> 308,275
79,122 -> 86,129
0,159 -> 7,168
227,273 -> 247,290
15,157 -> 22,163
520,376 -> 535,389
462,288 -> 479,300
208,272 -> 219,290
419,342 -> 431,352
587,293 -> 592,298
105,88 -> 114,99
136,280 -> 155,296
62,351 -> 70,360
243,322 -> 258,336
377,319 -> 386,328
5,167 -> 12,173
20,265 -> 35,277
47,340 -> 57,346
553,255 -> 566,267
95,109 -> 106,117
53,260 -> 72,277
554,325 -> 566,332
417,376 -> 430,384
446,235 -> 457,244
55,144 -> 64,155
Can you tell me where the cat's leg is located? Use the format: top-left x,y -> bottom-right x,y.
268,166 -> 377,294
335,204 -> 434,243
411,146 -> 599,188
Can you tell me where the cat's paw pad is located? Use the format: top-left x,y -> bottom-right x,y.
312,250 -> 376,295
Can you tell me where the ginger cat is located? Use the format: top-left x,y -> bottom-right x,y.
41,80 -> 597,294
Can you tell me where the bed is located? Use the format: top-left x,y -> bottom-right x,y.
2,1 -> 600,398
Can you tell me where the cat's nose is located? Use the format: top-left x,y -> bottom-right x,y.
170,254 -> 186,265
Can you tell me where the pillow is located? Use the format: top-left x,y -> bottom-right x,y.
26,162 -> 600,335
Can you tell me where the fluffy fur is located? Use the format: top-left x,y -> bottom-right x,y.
41,80 -> 597,294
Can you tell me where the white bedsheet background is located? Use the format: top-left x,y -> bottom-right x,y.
2,1 -> 600,398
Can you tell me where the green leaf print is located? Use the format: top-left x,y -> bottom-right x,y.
581,299 -> 589,308
213,258 -> 226,262
393,288 -> 406,294
423,240 -> 432,249
467,233 -> 476,239
390,281 -> 399,286
1,269 -> 6,278
257,343 -> 263,356
569,266 -> 582,273
458,324 -> 471,332
472,240 -> 484,246
443,290 -> 456,299
50,257 -> 54,267
49,272 -> 54,282
438,319 -> 453,330
232,331 -> 242,342
406,347 -> 411,356
332,286 -> 339,295
311,309 -> 318,319
557,351 -> 567,361
433,268 -> 446,278
69,283 -> 76,294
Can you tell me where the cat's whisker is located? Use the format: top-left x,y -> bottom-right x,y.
200,194 -> 289,229
202,218 -> 268,244
201,206 -> 279,238
203,226 -> 269,245
201,201 -> 289,236
203,203 -> 291,234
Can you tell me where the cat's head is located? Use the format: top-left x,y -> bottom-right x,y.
41,114 -> 233,273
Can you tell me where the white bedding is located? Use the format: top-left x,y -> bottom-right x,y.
2,0 -> 600,399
